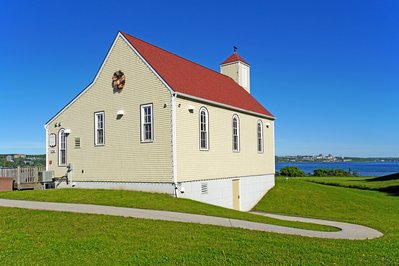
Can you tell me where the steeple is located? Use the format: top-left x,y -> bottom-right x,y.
220,47 -> 250,93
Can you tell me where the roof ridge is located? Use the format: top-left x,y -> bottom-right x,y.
221,53 -> 249,65
121,32 -> 232,80
121,31 -> 273,118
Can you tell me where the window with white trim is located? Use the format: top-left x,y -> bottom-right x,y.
199,107 -> 209,150
58,128 -> 67,166
95,111 -> 105,146
141,104 -> 153,142
232,115 -> 240,152
49,133 -> 56,147
257,120 -> 264,153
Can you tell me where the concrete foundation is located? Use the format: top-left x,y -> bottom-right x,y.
56,174 -> 275,211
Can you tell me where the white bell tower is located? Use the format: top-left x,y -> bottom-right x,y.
220,47 -> 250,93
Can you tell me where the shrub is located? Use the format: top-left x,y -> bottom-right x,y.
313,168 -> 356,177
279,166 -> 306,177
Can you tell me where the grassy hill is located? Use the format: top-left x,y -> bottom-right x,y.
0,189 -> 334,231
0,176 -> 398,264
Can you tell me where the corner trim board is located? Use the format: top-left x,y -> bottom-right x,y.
172,93 -> 178,197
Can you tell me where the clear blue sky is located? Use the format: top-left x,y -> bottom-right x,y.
0,0 -> 398,157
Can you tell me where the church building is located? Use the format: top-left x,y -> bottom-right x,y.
45,32 -> 275,211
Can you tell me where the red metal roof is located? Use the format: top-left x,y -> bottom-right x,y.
221,53 -> 249,65
122,32 -> 274,118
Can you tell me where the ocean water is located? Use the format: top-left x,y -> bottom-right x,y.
276,162 -> 399,177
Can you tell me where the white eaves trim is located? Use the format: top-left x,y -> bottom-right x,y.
45,33 -> 122,126
119,33 -> 175,95
46,32 -> 176,127
120,33 -> 272,120
176,92 -> 275,120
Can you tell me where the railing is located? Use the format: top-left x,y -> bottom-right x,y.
0,166 -> 45,190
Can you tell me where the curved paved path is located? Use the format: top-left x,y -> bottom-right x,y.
251,211 -> 383,240
0,199 -> 382,240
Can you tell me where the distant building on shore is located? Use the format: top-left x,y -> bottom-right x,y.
5,155 -> 13,162
13,154 -> 26,159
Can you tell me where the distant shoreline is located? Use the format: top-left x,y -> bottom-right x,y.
276,156 -> 399,163
276,161 -> 399,177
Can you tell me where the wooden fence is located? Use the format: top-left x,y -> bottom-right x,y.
0,166 -> 45,190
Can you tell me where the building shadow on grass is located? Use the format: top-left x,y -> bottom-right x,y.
377,186 -> 399,196
367,172 -> 399,196
308,172 -> 399,196
367,172 -> 399,182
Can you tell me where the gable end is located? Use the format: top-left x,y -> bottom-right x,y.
45,32 -> 175,127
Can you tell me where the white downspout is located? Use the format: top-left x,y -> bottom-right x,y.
67,163 -> 73,187
171,93 -> 178,197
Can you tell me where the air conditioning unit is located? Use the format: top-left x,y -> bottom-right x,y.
38,171 -> 54,183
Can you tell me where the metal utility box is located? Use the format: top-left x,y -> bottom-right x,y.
38,171 -> 54,183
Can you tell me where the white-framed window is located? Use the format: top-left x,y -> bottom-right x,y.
199,107 -> 209,150
257,120 -> 264,153
141,104 -> 153,142
49,133 -> 56,147
94,111 -> 105,146
232,114 -> 240,152
58,128 -> 67,166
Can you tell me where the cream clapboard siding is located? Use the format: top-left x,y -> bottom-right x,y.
175,97 -> 275,182
220,63 -> 239,83
47,36 -> 173,182
221,62 -> 250,93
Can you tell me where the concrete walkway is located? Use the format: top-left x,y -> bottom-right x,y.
0,199 -> 383,240
251,211 -> 383,240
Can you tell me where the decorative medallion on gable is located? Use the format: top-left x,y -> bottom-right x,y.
112,70 -> 126,90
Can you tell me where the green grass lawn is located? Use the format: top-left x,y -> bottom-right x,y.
0,177 -> 398,265
304,175 -> 399,196
0,189 -> 334,232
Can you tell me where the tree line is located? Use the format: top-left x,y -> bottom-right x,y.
277,166 -> 358,177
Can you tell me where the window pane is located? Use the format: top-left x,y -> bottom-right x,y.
201,132 -> 206,148
141,105 -> 153,141
144,124 -> 152,140
257,122 -> 263,152
232,116 -> 239,151
98,129 -> 104,144
59,130 -> 67,165
199,109 -> 208,149
95,112 -> 104,145
233,136 -> 238,151
61,151 -> 65,165
97,114 -> 103,129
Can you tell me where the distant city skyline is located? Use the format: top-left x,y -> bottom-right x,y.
0,0 -> 398,157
